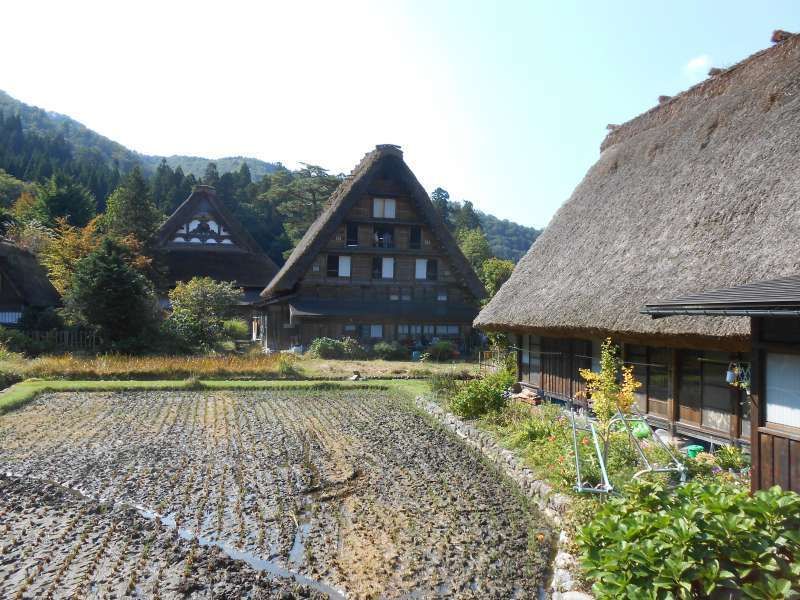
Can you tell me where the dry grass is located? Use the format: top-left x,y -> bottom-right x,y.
0,352 -> 477,383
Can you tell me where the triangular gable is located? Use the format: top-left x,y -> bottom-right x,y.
261,145 -> 486,300
156,185 -> 270,257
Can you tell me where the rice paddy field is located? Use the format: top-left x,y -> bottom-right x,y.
0,389 -> 551,599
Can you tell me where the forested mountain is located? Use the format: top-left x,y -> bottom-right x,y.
0,89 -> 539,265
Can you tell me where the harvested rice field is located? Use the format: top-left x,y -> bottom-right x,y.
0,389 -> 551,599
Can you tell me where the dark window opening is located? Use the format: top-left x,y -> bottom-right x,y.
372,257 -> 382,279
426,259 -> 438,280
346,223 -> 359,247
326,255 -> 338,277
409,226 -> 421,249
373,225 -> 395,248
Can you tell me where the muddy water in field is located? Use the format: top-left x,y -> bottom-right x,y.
0,390 -> 551,598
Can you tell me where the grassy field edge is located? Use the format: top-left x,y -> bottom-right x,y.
0,378 -> 430,415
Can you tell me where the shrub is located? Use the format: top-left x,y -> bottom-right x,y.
19,306 -> 64,331
580,480 -> 800,599
276,353 -> 300,378
373,341 -> 410,361
428,340 -> 456,361
167,277 -> 241,351
340,337 -> 367,359
307,336 -> 367,359
222,319 -> 250,340
714,444 -> 749,470
307,337 -> 345,359
429,371 -> 459,398
449,368 -> 515,418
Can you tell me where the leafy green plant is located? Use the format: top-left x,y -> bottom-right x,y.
373,341 -> 410,361
428,340 -> 456,361
714,444 -> 749,471
276,353 -> 300,378
449,368 -> 514,418
221,319 -> 249,340
580,480 -> 800,599
429,371 -> 459,398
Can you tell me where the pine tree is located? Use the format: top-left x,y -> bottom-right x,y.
105,166 -> 162,247
33,172 -> 96,227
202,162 -> 220,187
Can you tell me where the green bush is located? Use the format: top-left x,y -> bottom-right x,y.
428,340 -> 456,361
340,337 -> 367,359
449,368 -> 515,418
222,319 -> 250,340
714,444 -> 749,470
430,371 -> 460,398
373,340 -> 410,361
0,327 -> 59,356
307,337 -> 344,359
580,480 -> 800,599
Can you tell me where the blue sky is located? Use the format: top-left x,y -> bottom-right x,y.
2,1 -> 798,227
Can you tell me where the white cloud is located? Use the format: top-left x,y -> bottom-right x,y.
684,54 -> 712,77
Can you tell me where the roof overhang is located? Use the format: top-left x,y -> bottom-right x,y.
643,275 -> 800,319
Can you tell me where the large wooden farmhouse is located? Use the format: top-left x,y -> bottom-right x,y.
0,238 -> 59,326
256,144 -> 486,351
155,185 -> 279,308
475,32 -> 800,454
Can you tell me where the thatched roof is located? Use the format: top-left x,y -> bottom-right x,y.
476,32 -> 800,344
0,238 -> 60,307
261,145 -> 486,300
156,185 -> 279,290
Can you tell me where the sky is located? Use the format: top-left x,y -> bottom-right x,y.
1,1 -> 798,228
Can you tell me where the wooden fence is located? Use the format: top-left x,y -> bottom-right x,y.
25,330 -> 99,351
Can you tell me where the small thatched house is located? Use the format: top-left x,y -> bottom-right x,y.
256,144 -> 486,351
0,238 -> 60,326
155,185 -> 279,329
475,32 -> 800,447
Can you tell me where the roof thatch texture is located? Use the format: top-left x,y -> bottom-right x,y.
156,185 -> 279,289
476,33 -> 800,343
261,145 -> 486,300
0,238 -> 60,307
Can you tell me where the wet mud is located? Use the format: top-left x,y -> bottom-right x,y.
0,390 -> 551,598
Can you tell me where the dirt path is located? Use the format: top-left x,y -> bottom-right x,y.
0,390 -> 551,598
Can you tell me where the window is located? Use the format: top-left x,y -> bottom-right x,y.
435,325 -> 459,336
389,288 -> 399,301
415,258 -> 437,280
437,289 -> 448,301
344,324 -> 356,332
766,353 -> 800,428
409,226 -> 421,249
327,255 -> 351,277
372,257 -> 394,279
373,198 -> 396,219
369,324 -> 383,338
427,259 -> 438,281
678,351 -> 731,432
346,223 -> 359,246
373,225 -> 394,248
398,324 -> 409,335
626,346 -> 670,418
401,288 -> 412,301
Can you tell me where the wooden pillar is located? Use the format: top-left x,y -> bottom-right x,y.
670,348 -> 680,435
750,317 -> 761,493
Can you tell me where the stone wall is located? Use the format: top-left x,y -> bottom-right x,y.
414,396 -> 592,599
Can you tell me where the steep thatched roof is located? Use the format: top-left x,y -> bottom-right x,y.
476,32 -> 800,344
0,238 -> 60,307
156,185 -> 279,289
261,145 -> 486,300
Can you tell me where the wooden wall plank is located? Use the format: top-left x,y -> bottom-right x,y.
773,436 -> 790,490
760,434 -> 774,489
790,440 -> 800,494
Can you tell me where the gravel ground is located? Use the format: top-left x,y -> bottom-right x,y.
0,390 -> 551,598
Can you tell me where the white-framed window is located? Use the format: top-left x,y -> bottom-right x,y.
373,197 -> 396,219
326,255 -> 351,277
766,352 -> 800,428
415,259 -> 427,280
343,324 -> 356,332
370,324 -> 383,338
398,324 -> 409,335
435,325 -> 459,336
423,325 -> 435,335
382,257 -> 395,279
437,289 -> 448,301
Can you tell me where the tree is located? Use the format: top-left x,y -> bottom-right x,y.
452,200 -> 482,232
63,238 -> 157,344
202,162 -> 220,187
481,257 -> 515,297
32,173 -> 96,227
40,217 -> 102,295
167,277 -> 241,350
105,166 -> 162,247
275,164 -> 341,250
431,187 -> 450,224
457,227 -> 492,271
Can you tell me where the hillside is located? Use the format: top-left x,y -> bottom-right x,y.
478,211 -> 540,262
0,90 -> 280,180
